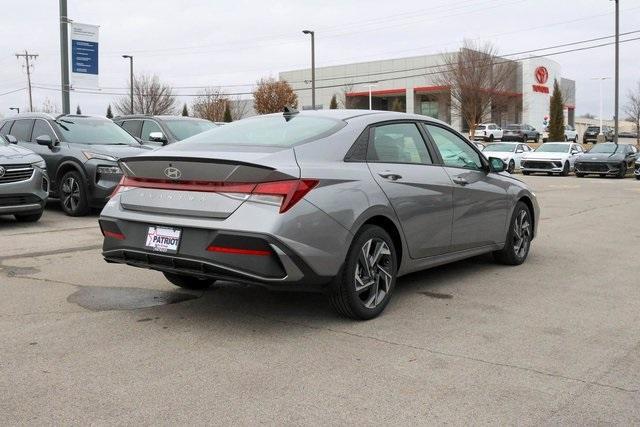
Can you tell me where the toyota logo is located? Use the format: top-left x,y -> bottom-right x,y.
534,66 -> 549,84
163,166 -> 182,180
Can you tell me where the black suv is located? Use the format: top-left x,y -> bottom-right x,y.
0,113 -> 150,216
583,125 -> 614,143
113,115 -> 216,146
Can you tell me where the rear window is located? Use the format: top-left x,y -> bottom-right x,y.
181,114 -> 345,147
164,119 -> 216,141
55,118 -> 140,145
586,126 -> 600,131
506,124 -> 522,130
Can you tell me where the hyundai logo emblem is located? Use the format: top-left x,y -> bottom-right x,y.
163,166 -> 182,180
0,166 -> 5,178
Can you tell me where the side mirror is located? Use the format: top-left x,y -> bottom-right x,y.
570,150 -> 578,155
488,157 -> 506,173
148,132 -> 167,143
515,149 -> 524,154
5,135 -> 18,144
36,135 -> 54,148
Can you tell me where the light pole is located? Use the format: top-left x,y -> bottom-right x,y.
364,83 -> 378,110
9,107 -> 20,114
613,0 -> 619,143
592,77 -> 611,142
59,0 -> 70,114
122,55 -> 134,114
302,30 -> 315,110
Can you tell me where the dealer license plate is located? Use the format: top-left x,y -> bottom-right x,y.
145,226 -> 181,253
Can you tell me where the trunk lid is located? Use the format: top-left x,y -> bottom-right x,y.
117,144 -> 300,219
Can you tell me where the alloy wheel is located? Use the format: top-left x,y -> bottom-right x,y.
354,238 -> 393,309
512,209 -> 531,258
62,176 -> 81,213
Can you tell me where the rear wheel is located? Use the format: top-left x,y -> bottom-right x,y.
576,172 -> 585,178
507,160 -> 515,174
329,225 -> 397,320
14,211 -> 43,222
493,202 -> 532,266
488,134 -> 494,142
561,161 -> 570,176
522,170 -> 530,175
59,170 -> 89,216
163,272 -> 215,290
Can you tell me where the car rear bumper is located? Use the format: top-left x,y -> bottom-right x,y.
0,167 -> 48,215
99,195 -> 352,291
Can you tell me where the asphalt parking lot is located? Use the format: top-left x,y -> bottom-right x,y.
1,174 -> 639,424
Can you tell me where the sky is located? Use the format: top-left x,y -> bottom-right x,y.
1,0 -> 639,119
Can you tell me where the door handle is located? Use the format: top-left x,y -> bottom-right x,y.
378,172 -> 402,181
452,177 -> 468,186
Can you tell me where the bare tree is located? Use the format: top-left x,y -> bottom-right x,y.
434,40 -> 517,138
229,96 -> 250,120
579,112 -> 596,119
339,82 -> 356,108
191,87 -> 229,122
624,80 -> 640,145
38,98 -> 60,114
253,78 -> 298,114
114,73 -> 177,115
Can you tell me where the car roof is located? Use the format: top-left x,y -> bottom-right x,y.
113,114 -> 211,121
1,113 -> 109,122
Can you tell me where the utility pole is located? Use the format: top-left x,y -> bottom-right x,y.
613,0 -> 619,144
15,50 -> 38,112
59,0 -> 70,114
302,30 -> 315,109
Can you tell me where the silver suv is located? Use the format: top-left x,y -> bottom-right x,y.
0,135 -> 49,222
100,110 -> 539,319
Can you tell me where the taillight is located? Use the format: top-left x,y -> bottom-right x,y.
110,176 -> 126,198
115,176 -> 319,213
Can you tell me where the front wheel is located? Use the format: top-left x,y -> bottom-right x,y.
635,174 -> 640,180
561,161 -> 570,176
488,134 -> 494,142
163,272 -> 215,290
59,170 -> 90,216
493,202 -> 533,265
507,160 -> 515,174
576,172 -> 585,178
329,225 -> 397,320
522,170 -> 531,175
617,163 -> 627,179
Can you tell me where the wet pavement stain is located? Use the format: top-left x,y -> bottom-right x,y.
3,266 -> 40,277
67,287 -> 199,311
418,290 -> 453,299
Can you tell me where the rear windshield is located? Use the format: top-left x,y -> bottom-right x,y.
586,126 -> 600,131
55,118 -> 140,145
476,125 -> 487,130
483,143 -> 516,153
180,114 -> 345,147
534,143 -> 569,153
164,119 -> 217,141
506,124 -> 522,130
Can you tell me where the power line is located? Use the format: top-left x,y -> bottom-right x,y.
0,87 -> 26,97
30,35 -> 640,99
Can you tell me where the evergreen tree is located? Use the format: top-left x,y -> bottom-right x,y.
329,94 -> 338,109
223,103 -> 232,122
76,105 -> 82,115
106,104 -> 113,119
548,79 -> 565,142
182,103 -> 189,116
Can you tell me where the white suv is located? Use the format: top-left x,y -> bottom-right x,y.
542,125 -> 579,142
472,123 -> 503,142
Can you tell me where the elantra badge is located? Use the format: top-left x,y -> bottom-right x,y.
164,166 -> 182,180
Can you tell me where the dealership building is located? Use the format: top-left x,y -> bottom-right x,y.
280,51 -> 576,132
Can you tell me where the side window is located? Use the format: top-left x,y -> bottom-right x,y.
8,119 -> 35,142
368,123 -> 432,165
31,120 -> 56,142
121,120 -> 142,138
141,120 -> 163,141
488,124 -> 496,130
0,121 -> 13,136
425,124 -> 483,170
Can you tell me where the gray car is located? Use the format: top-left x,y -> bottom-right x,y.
113,115 -> 217,146
0,134 -> 49,222
100,110 -> 539,319
0,113 -> 151,216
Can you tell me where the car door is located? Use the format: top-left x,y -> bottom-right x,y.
366,122 -> 454,258
423,123 -> 508,252
568,143 -> 582,167
514,144 -> 526,168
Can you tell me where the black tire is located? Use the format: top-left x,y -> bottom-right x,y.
561,161 -> 570,176
14,211 -> 43,222
493,201 -> 533,266
522,171 -> 530,175
564,135 -> 568,142
507,160 -> 515,174
635,174 -> 640,180
329,225 -> 397,320
488,134 -> 494,142
59,170 -> 90,216
574,136 -> 579,143
599,174 -> 606,178
617,162 -> 627,179
163,272 -> 215,290
576,173 -> 585,178
547,172 -> 553,176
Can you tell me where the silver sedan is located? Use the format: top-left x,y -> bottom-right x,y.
100,110 -> 539,319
